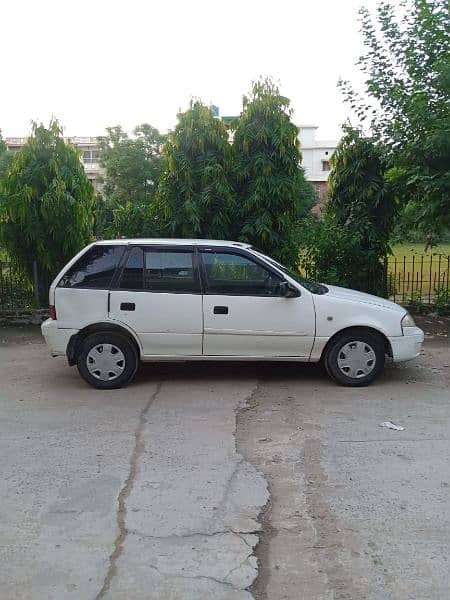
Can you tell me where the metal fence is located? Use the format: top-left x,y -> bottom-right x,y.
387,254 -> 450,305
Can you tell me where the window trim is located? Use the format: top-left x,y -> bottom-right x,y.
112,244 -> 202,294
198,247 -> 285,297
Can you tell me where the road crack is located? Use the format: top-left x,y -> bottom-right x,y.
95,381 -> 163,599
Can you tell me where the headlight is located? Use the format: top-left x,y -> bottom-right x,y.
401,312 -> 416,329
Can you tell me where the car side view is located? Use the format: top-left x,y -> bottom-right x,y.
41,239 -> 424,389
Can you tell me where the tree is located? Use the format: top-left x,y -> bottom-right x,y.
0,130 -> 13,180
232,79 -> 312,267
302,127 -> 395,294
104,201 -> 162,239
98,124 -> 166,207
339,0 -> 450,235
157,101 -> 235,238
0,120 -> 94,297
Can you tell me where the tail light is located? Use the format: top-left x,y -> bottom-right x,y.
49,305 -> 57,320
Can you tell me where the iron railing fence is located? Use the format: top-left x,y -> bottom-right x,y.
386,254 -> 450,305
302,253 -> 450,306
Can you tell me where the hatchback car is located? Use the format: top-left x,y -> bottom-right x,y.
41,239 -> 424,389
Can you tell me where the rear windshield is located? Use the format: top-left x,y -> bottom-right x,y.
58,245 -> 125,289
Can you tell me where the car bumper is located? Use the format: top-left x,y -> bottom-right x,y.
388,327 -> 424,362
41,319 -> 79,357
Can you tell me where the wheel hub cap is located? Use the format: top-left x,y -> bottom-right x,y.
337,341 -> 376,379
86,344 -> 125,381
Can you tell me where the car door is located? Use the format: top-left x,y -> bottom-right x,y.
108,245 -> 203,356
200,248 -> 315,357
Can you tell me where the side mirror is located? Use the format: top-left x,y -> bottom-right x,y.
280,281 -> 300,298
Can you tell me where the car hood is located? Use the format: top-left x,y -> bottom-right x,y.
324,285 -> 405,313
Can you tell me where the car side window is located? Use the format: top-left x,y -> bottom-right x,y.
119,247 -> 199,293
202,251 -> 283,296
58,245 -> 125,289
119,247 -> 144,289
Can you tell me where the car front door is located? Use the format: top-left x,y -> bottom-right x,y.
200,249 -> 316,357
109,245 -> 203,356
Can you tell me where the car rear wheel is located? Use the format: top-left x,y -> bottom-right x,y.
324,330 -> 385,387
77,332 -> 138,389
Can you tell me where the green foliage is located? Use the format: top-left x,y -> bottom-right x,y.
0,129 -> 13,180
232,79 -> 311,267
157,101 -> 235,238
433,286 -> 450,314
98,124 -> 166,207
0,119 -> 94,293
104,201 -> 162,239
339,0 -> 450,236
301,127 -> 395,294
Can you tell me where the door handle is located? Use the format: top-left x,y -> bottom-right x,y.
214,306 -> 228,315
120,302 -> 135,311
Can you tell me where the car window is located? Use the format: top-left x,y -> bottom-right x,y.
202,251 -> 282,296
58,245 -> 125,289
119,247 -> 144,289
119,247 -> 199,293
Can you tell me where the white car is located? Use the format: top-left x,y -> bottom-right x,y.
41,239 -> 424,389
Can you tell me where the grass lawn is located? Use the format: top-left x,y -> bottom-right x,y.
391,242 -> 450,259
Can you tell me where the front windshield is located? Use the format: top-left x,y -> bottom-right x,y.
254,251 -> 328,295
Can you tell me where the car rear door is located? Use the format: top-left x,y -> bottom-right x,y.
200,248 -> 315,357
108,245 -> 203,357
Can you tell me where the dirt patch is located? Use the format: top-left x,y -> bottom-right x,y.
413,314 -> 449,341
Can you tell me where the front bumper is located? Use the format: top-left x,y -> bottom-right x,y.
388,326 -> 424,362
41,319 -> 79,357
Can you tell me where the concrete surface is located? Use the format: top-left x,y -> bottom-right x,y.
0,326 -> 449,599
0,332 -> 267,600
238,341 -> 450,600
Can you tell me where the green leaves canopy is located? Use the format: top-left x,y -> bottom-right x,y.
232,79 -> 312,267
157,101 -> 235,239
98,124 -> 166,207
339,0 -> 450,234
303,127 -> 395,294
0,119 -> 94,285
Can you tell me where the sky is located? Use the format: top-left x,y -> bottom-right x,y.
0,0 -> 380,141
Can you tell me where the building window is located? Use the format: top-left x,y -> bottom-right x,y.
322,160 -> 330,171
82,149 -> 99,164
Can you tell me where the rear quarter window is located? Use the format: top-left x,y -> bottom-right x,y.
58,245 -> 125,289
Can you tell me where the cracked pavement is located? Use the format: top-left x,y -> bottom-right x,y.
0,331 -> 267,600
1,325 -> 449,599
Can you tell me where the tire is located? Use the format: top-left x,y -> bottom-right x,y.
324,329 -> 385,387
77,332 -> 139,389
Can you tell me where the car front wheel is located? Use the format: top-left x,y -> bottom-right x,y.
324,330 -> 385,387
77,332 -> 138,389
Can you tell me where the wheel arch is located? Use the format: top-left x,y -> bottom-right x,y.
67,322 -> 141,365
320,326 -> 392,362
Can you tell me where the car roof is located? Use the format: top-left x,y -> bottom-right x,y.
94,238 -> 252,249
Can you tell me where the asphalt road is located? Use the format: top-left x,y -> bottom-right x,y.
0,325 -> 449,600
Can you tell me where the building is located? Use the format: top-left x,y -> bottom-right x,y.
298,125 -> 338,199
5,136 -> 102,192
